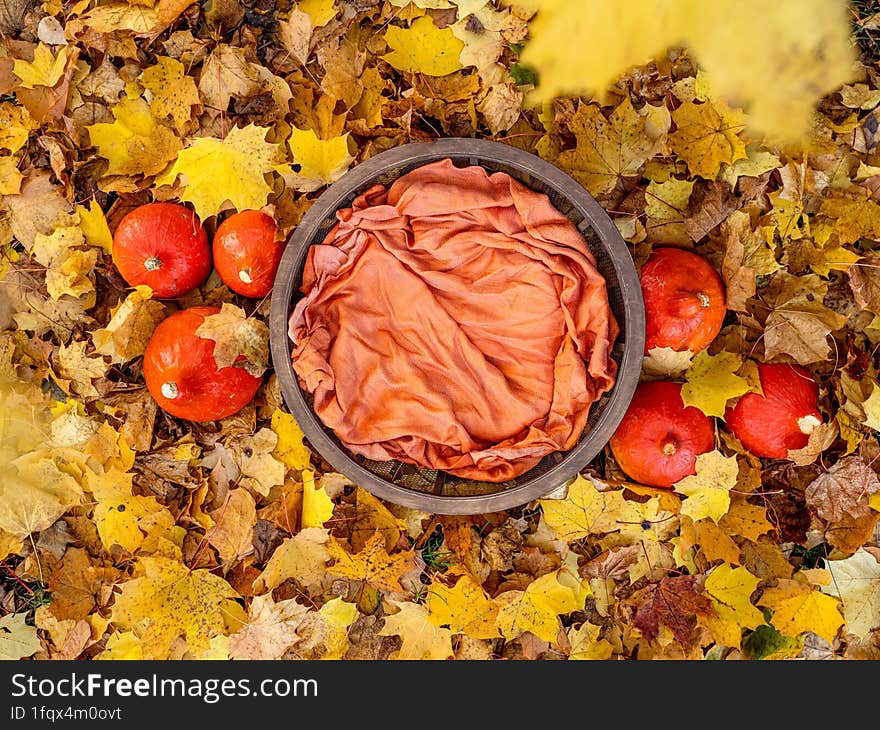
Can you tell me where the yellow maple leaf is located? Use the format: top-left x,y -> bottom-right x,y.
280,127 -> 353,193
92,286 -> 167,365
0,451 -> 83,539
301,469 -> 334,528
567,621 -> 614,660
681,350 -> 751,418
0,157 -> 23,196
379,600 -> 454,660
718,495 -> 773,542
819,190 -> 880,245
110,556 -> 242,659
85,468 -> 174,554
12,43 -> 73,89
822,549 -> 880,638
0,613 -> 42,660
673,451 -> 739,524
669,100 -> 747,179
495,568 -> 590,643
551,98 -> 660,198
327,530 -> 417,593
613,496 -> 678,545
54,339 -> 109,399
299,0 -> 338,26
254,527 -> 331,593
700,563 -> 764,648
193,302 -> 269,377
87,97 -> 182,177
538,475 -> 629,542
76,201 -> 113,253
520,0 -> 855,143
645,178 -> 694,222
759,578 -> 844,645
270,409 -> 312,472
140,56 -> 200,133
157,123 -> 282,220
426,569 -> 501,639
382,15 -> 465,76
0,102 -> 37,153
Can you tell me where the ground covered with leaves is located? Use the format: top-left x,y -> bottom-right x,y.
2,0 -> 880,661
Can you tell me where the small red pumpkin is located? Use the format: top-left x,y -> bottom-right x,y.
608,380 -> 715,488
724,362 -> 822,459
641,247 -> 726,354
213,210 -> 284,298
143,306 -> 262,422
112,202 -> 212,298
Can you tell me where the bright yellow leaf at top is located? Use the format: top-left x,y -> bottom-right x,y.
282,127 -> 353,193
157,123 -> 282,220
673,451 -> 739,524
383,16 -> 465,77
110,556 -> 243,659
520,0 -> 856,145
12,43 -> 73,89
298,0 -> 338,26
681,350 -> 751,418
759,578 -> 844,645
87,97 -> 182,177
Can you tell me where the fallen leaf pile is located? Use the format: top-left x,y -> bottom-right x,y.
1,0 -> 880,661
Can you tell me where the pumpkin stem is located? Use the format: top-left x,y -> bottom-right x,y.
797,414 -> 821,435
144,256 -> 162,271
161,382 -> 180,399
661,439 -> 678,457
239,268 -> 253,284
669,291 -> 711,317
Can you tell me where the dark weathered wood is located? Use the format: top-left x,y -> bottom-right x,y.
269,138 -> 646,515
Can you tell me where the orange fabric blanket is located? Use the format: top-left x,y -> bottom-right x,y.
289,158 -> 618,482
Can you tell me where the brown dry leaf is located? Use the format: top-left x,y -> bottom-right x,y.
632,574 -> 716,645
194,303 -> 270,377
762,272 -> 847,365
54,340 -> 109,399
48,548 -> 117,622
848,251 -> 880,315
209,488 -> 257,564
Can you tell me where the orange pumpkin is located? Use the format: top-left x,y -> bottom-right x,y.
212,210 -> 284,298
609,380 -> 715,488
641,247 -> 726,354
143,306 -> 262,422
724,362 -> 822,459
112,202 -> 211,298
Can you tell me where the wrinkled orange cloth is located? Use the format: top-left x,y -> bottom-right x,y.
289,158 -> 618,482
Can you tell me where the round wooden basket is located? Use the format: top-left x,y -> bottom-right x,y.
269,138 -> 645,515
